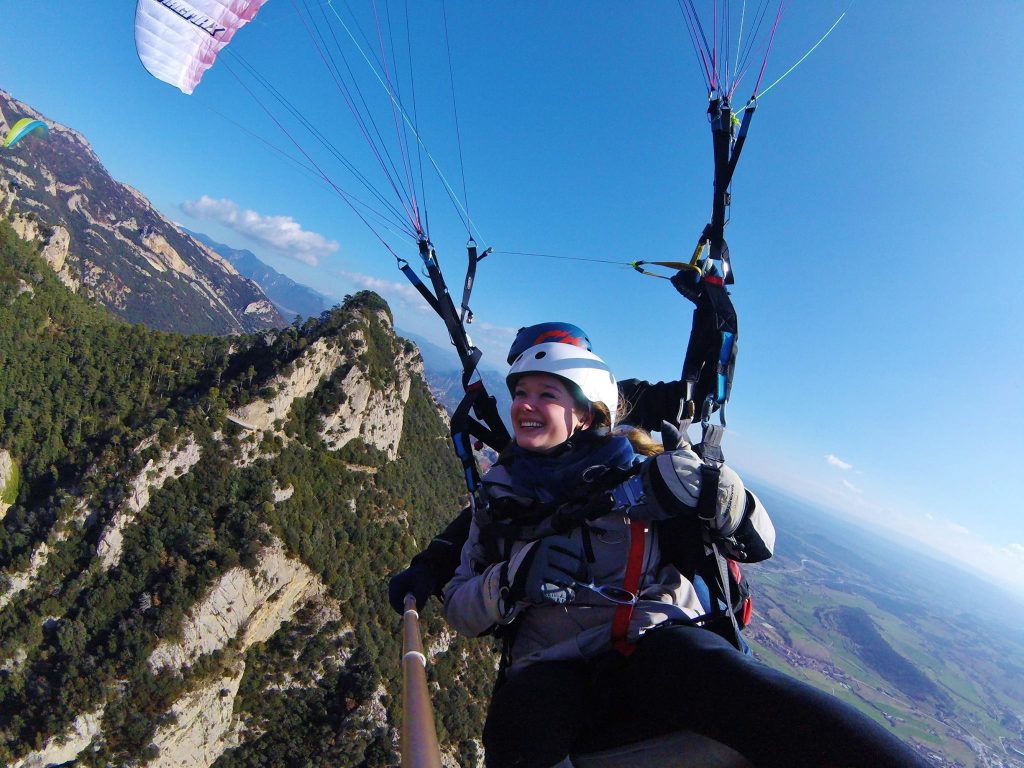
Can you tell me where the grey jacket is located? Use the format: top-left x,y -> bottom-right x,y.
442,454 -> 775,674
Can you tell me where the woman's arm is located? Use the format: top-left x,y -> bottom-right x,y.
442,517 -> 518,636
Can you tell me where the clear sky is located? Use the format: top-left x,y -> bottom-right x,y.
2,2 -> 1022,597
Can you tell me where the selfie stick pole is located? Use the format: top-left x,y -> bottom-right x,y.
402,594 -> 443,768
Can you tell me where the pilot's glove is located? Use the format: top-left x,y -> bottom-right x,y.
502,535 -> 588,607
388,562 -> 436,614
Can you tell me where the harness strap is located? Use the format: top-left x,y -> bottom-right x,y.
611,519 -> 648,656
705,539 -> 743,649
459,242 -> 492,325
401,240 -> 510,468
692,430 -> 743,648
697,423 -> 725,465
695,424 -> 724,526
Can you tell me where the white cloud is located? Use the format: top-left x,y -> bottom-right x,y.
180,196 -> 338,266
946,521 -> 970,536
338,270 -> 431,309
841,478 -> 863,494
825,454 -> 853,471
1004,543 -> 1024,563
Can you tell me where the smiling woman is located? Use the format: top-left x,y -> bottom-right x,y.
509,374 -> 590,454
507,340 -> 620,453
441,331 -> 929,768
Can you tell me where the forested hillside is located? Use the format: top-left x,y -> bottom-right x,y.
0,219 -> 495,767
2,186 -> 1018,767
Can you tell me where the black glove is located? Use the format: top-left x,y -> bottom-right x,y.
505,536 -> 589,606
660,420 -> 688,451
388,562 -> 436,614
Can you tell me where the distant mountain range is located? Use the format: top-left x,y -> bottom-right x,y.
184,229 -> 334,322
0,89 -> 282,335
398,329 -> 512,425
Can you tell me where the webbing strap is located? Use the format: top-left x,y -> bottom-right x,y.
695,464 -> 721,524
400,241 -> 509,457
611,519 -> 648,656
709,540 -> 743,649
459,242 -> 492,325
400,261 -> 443,315
725,102 -> 755,188
698,424 -> 725,465
694,431 -> 744,649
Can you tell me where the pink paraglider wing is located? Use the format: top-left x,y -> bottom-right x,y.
134,0 -> 270,95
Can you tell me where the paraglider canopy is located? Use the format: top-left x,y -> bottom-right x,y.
134,0 -> 269,95
3,118 -> 48,149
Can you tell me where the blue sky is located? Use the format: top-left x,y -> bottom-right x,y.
2,2 -> 1023,597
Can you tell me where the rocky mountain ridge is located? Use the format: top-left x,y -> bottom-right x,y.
0,219 -> 488,766
185,230 -> 331,323
0,89 -> 282,334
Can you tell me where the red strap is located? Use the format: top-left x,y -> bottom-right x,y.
611,520 -> 647,656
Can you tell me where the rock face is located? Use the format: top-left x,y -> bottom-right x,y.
10,708 -> 105,768
231,318 -> 418,460
319,341 -> 418,460
230,337 -> 348,434
149,538 -> 332,672
0,496 -> 92,612
144,535 -> 341,768
0,88 -> 283,334
0,449 -> 14,520
0,541 -> 52,612
96,437 -> 203,570
147,667 -> 245,768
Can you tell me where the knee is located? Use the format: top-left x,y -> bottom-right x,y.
484,688 -> 574,768
639,625 -> 743,668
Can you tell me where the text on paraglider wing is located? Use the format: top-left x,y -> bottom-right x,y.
156,0 -> 226,38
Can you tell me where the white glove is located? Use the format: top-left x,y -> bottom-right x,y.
627,449 -> 747,536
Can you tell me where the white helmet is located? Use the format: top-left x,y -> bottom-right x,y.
507,341 -> 619,425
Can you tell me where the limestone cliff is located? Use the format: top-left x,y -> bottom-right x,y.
0,88 -> 283,334
229,337 -> 349,435
230,311 -> 418,461
96,436 -> 203,570
0,449 -> 14,520
149,538 -> 335,673
0,296 -> 483,768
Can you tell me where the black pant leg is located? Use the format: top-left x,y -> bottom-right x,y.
483,660 -> 592,768
607,625 -> 929,768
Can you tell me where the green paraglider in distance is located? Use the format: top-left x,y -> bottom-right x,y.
3,118 -> 48,148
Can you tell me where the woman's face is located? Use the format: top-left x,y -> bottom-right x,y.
511,374 -> 592,453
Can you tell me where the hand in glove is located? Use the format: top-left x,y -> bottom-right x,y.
631,449 -> 747,536
503,536 -> 588,607
388,562 -> 436,614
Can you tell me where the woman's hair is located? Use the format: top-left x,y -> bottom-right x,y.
588,401 -> 664,456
